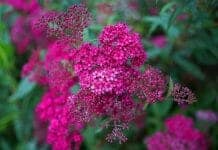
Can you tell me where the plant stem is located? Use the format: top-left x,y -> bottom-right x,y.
143,102 -> 149,110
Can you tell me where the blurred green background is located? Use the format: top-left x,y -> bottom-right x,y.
0,0 -> 218,149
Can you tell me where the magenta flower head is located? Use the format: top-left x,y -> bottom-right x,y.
45,42 -> 77,93
36,91 -> 68,122
96,2 -> 113,24
138,66 -> 167,103
196,110 -> 218,123
73,23 -> 147,96
99,23 -> 146,67
165,114 -> 195,139
148,8 -> 159,16
151,35 -> 167,49
47,104 -> 83,150
33,115 -> 47,144
33,4 -> 91,47
11,9 -> 49,54
146,114 -> 209,150
36,91 -> 83,150
11,16 -> 32,54
177,13 -> 189,21
146,132 -> 189,150
3,0 -> 40,13
21,49 -> 47,85
172,83 -> 197,105
128,0 -> 139,10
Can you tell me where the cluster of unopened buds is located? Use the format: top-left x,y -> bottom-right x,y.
5,1 -> 202,149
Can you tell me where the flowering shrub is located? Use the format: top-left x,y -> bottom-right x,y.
1,0 -> 217,150
29,7 -> 197,148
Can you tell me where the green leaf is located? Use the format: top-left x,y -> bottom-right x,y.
107,14 -> 120,24
160,2 -> 177,14
13,119 -> 23,141
83,27 -> 98,44
71,84 -> 80,94
0,111 -> 18,132
0,69 -> 17,92
143,13 -> 172,34
83,126 -> 97,150
10,78 -> 36,101
143,16 -> 161,35
194,49 -> 218,65
16,140 -> 37,150
0,138 -> 11,150
143,16 -> 162,25
173,54 -> 205,80
0,42 -> 14,70
167,25 -> 180,40
150,100 -> 172,118
166,77 -> 174,98
147,48 -> 162,59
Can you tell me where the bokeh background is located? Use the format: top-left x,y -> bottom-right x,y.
0,0 -> 218,149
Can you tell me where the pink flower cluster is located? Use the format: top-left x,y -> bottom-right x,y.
36,91 -> 84,150
137,66 -> 167,103
10,17 -> 32,53
196,110 -> 218,123
172,83 -> 196,105
8,0 -> 51,54
96,2 -> 113,24
27,21 -> 169,146
18,5 -> 90,150
21,49 -> 46,84
36,92 -> 68,122
66,23 -> 169,143
46,103 -> 83,150
151,35 -> 168,48
73,24 -> 147,94
10,12 -> 45,54
23,21 -> 168,146
99,23 -> 146,67
1,0 -> 40,13
2,0 -> 51,54
33,4 -> 92,48
146,114 -> 208,150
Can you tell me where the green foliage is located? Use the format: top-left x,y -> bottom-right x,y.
173,54 -> 205,80
10,78 -> 36,102
0,5 -> 43,149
